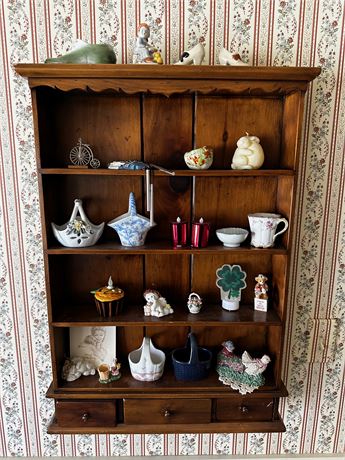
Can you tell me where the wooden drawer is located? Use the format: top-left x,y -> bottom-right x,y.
55,400 -> 116,427
216,398 -> 274,422
124,398 -> 211,424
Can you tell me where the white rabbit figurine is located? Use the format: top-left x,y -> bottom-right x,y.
231,134 -> 265,170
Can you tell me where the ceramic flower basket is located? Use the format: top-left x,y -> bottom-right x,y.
128,337 -> 165,381
52,199 -> 104,247
108,192 -> 155,247
216,264 -> 247,311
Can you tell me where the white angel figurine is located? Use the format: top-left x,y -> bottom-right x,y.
143,288 -> 174,317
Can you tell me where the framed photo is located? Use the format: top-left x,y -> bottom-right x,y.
69,326 -> 116,367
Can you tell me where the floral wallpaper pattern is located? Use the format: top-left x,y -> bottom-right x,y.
0,0 -> 344,456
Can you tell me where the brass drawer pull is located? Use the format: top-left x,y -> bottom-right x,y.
81,412 -> 89,422
162,408 -> 172,417
239,405 -> 249,414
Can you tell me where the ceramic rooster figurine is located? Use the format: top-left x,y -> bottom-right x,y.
242,351 -> 271,375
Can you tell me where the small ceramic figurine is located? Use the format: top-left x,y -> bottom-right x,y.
133,23 -> 162,64
175,43 -> 205,65
231,134 -> 265,170
45,40 -> 116,64
216,340 -> 270,394
97,358 -> 121,384
187,292 -> 202,314
216,264 -> 247,311
62,357 -> 96,382
241,351 -> 271,375
254,274 -> 269,312
218,48 -> 248,66
143,288 -> 174,317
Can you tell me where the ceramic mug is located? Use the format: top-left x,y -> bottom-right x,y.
248,213 -> 288,248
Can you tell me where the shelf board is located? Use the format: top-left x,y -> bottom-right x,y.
52,303 -> 282,327
46,241 -> 288,255
51,365 -> 282,395
39,167 -> 295,177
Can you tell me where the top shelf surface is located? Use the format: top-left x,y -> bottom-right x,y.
15,64 -> 320,81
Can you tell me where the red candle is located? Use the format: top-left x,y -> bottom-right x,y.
171,217 -> 188,248
191,217 -> 210,248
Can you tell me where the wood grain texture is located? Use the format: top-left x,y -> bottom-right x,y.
55,400 -> 116,427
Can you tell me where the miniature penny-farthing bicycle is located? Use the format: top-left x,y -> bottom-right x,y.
69,138 -> 100,168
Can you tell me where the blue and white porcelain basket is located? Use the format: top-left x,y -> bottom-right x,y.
108,192 -> 155,246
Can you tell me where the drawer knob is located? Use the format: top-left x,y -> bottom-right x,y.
163,409 -> 172,417
81,412 -> 89,422
239,405 -> 249,414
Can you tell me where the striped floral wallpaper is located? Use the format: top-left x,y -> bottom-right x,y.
0,0 -> 344,456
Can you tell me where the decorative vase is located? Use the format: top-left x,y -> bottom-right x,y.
107,192 -> 155,246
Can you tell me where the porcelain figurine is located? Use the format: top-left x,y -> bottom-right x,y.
231,134 -> 265,170
254,274 -> 269,312
216,341 -> 270,394
175,43 -> 205,65
108,192 -> 155,246
133,23 -> 162,64
184,146 -> 213,169
98,359 -> 121,384
143,288 -> 174,317
62,357 -> 96,382
45,40 -> 116,64
52,199 -> 104,247
187,292 -> 202,314
218,48 -> 248,66
216,264 -> 247,311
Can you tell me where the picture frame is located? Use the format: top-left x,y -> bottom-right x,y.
69,326 -> 116,367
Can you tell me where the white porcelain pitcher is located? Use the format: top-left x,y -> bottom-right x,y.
248,213 -> 288,248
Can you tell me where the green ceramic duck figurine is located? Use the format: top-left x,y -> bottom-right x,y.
45,40 -> 116,64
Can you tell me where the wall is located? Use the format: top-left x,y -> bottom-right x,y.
0,0 -> 344,456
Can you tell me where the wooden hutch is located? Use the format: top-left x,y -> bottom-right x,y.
15,64 -> 319,434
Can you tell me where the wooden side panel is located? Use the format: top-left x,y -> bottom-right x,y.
267,326 -> 283,383
194,177 -> 278,236
54,328 -> 70,387
272,255 -> 288,321
195,96 -> 283,169
38,90 -> 141,167
276,175 -> 295,248
281,91 -> 305,169
143,95 -> 193,168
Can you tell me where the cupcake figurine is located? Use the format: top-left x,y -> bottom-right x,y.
92,276 -> 124,317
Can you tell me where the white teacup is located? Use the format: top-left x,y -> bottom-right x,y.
184,146 -> 213,170
248,213 -> 288,248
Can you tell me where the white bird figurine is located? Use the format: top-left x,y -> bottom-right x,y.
241,351 -> 271,375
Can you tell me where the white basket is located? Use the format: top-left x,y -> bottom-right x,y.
52,199 -> 104,248
128,337 -> 165,381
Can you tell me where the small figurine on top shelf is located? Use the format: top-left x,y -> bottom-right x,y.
143,288 -> 174,317
133,23 -> 163,64
254,274 -> 269,312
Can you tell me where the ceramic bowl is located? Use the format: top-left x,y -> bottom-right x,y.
216,227 -> 249,247
184,146 -> 213,170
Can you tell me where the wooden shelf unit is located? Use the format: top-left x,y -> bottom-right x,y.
16,64 -> 319,434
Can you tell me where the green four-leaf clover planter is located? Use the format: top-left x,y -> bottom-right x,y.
216,264 -> 247,311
